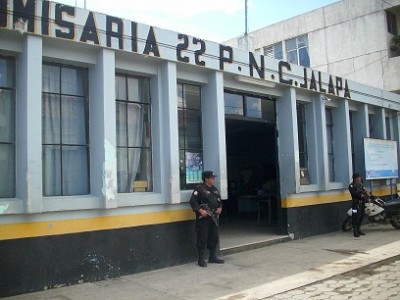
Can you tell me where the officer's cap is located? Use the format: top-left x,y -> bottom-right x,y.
202,171 -> 217,181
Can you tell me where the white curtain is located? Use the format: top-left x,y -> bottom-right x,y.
115,76 -> 150,193
62,146 -> 89,195
43,65 -> 62,196
0,89 -> 15,197
43,145 -> 61,196
127,103 -> 144,192
0,144 -> 15,198
42,65 -> 89,196
42,65 -> 60,93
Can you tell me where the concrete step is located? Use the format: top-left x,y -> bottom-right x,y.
220,235 -> 291,256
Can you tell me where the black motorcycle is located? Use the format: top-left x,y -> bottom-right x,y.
342,196 -> 400,231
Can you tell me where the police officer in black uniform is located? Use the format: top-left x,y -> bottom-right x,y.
190,171 -> 224,267
348,173 -> 370,237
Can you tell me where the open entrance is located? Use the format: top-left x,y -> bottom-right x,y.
220,90 -> 282,250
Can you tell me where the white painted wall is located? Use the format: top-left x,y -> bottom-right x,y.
0,1 -> 400,224
225,0 -> 400,93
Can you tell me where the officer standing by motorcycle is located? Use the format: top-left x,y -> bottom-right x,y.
189,171 -> 224,267
348,173 -> 370,237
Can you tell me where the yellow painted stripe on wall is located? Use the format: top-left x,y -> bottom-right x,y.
281,187 -> 393,208
0,209 -> 194,241
282,192 -> 350,208
373,188 -> 393,196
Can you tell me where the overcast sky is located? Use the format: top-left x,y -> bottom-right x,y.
56,0 -> 339,42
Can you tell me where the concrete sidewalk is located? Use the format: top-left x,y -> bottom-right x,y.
5,224 -> 400,300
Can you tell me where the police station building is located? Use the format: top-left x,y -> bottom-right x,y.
1,1 -> 400,297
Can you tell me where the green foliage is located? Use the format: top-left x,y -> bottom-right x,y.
390,35 -> 400,54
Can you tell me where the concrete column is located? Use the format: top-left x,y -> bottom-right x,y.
374,108 -> 386,139
305,101 -> 319,185
313,95 -> 329,188
352,104 -> 369,178
276,87 -> 298,196
202,71 -> 228,199
89,49 -> 117,209
156,61 -> 180,204
16,35 -> 43,213
332,100 -> 352,184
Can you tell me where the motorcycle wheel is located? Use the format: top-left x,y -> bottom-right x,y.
390,214 -> 400,229
341,216 -> 353,232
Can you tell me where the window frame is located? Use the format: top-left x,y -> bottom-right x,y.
41,62 -> 90,196
349,111 -> 356,174
296,102 -> 310,185
386,10 -> 398,35
285,34 -> 310,67
264,42 -> 283,60
115,73 -> 153,193
0,55 -> 16,198
385,116 -> 392,140
325,108 -> 335,182
224,90 -> 276,122
177,82 -> 204,190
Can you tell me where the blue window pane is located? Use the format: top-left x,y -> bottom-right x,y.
274,43 -> 283,60
286,38 -> 296,51
246,96 -> 262,119
299,47 -> 310,67
225,93 -> 244,115
287,51 -> 298,65
297,35 -> 308,48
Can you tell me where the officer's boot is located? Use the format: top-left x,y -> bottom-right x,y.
209,249 -> 224,264
353,222 -> 360,237
197,249 -> 207,267
357,224 -> 365,235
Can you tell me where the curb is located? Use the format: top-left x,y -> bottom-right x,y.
220,236 -> 292,256
217,240 -> 400,300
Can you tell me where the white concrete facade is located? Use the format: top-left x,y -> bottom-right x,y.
225,0 -> 400,93
0,0 -> 399,233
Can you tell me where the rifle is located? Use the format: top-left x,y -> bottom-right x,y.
354,183 -> 371,201
199,204 -> 219,227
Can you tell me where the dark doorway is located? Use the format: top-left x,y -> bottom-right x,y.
223,118 -> 279,225
219,90 -> 283,250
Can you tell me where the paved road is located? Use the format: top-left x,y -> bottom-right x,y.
268,258 -> 400,300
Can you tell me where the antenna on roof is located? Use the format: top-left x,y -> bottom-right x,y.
75,0 -> 87,9
238,0 -> 252,50
245,0 -> 248,36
